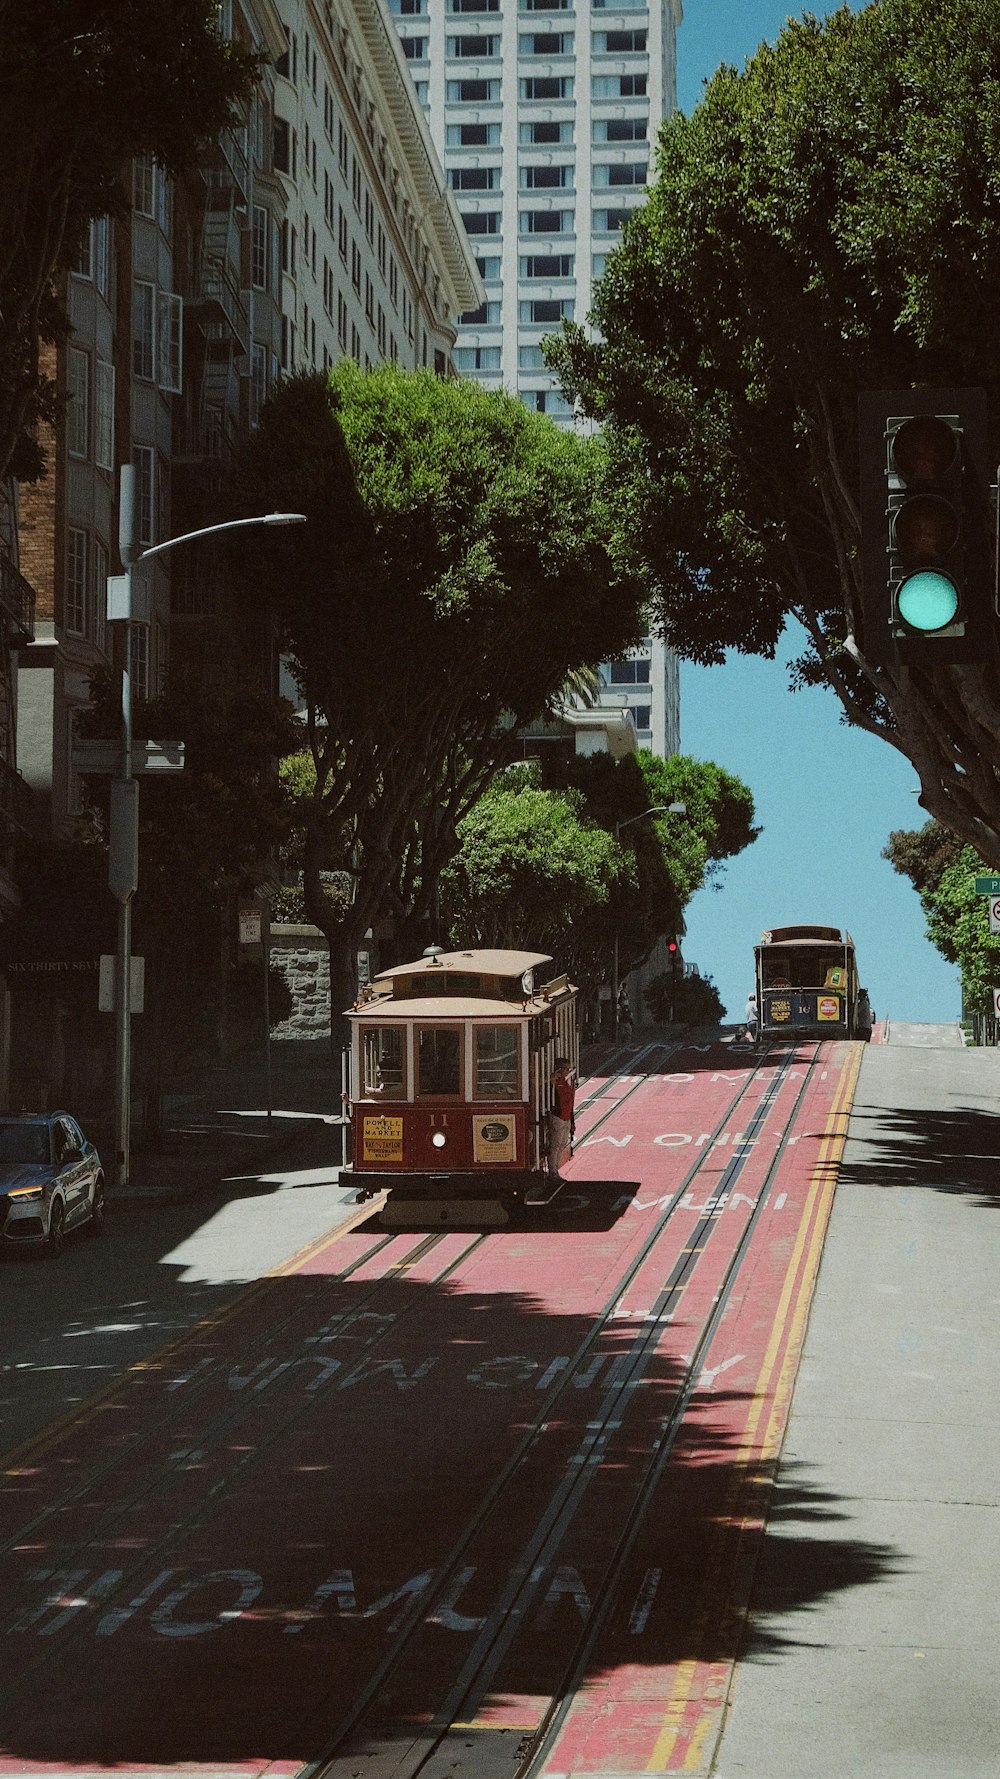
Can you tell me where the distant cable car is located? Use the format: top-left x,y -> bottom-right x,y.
347,947 -> 579,1226
753,925 -> 867,1039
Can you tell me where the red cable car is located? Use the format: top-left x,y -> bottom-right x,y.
348,948 -> 579,1226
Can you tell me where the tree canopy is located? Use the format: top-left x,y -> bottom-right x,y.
233,365 -> 650,1009
547,0 -> 1000,864
0,2 -> 257,482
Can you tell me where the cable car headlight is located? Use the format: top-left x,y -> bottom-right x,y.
431,1131 -> 447,1149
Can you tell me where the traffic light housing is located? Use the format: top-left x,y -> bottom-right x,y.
667,938 -> 680,975
857,388 -> 993,667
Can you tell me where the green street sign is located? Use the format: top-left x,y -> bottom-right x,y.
976,876 -> 1000,894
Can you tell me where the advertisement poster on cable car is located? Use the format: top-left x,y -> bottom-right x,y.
473,1116 -> 516,1164
362,1115 -> 404,1162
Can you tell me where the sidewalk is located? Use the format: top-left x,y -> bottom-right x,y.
713,1025 -> 1000,1778
108,1058 -> 347,1203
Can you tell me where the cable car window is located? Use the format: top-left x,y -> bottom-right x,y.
417,1026 -> 462,1097
363,1026 -> 406,1098
474,1026 -> 519,1098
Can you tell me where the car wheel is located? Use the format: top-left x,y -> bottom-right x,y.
88,1179 -> 106,1236
47,1196 -> 65,1256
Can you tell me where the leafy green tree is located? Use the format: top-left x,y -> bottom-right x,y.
548,0 -> 1000,864
232,366 -> 650,1019
439,763 -> 619,983
923,848 -> 999,1017
644,969 -> 726,1027
884,822 -> 993,1014
0,2 -> 257,482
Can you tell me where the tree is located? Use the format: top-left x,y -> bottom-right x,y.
0,2 -> 257,482
884,822 -> 994,1015
232,366 -> 650,1019
439,763 -> 619,984
547,0 -> 1000,864
644,969 -> 726,1027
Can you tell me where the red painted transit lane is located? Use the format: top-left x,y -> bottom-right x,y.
0,1038 -> 859,1779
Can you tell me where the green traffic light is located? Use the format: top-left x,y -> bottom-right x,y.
896,570 -> 960,633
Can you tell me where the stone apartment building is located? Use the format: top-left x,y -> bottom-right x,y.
3,0 -> 481,1111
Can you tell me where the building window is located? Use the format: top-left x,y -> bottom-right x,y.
93,539 -> 108,653
133,155 -> 155,216
519,343 -> 546,369
593,72 -> 647,96
132,281 -> 155,379
157,291 -> 182,393
593,208 -> 635,233
447,78 -> 501,100
608,658 -> 651,684
594,162 -> 648,187
252,205 -> 269,288
519,210 -> 571,233
632,704 -> 651,730
337,290 -> 348,348
597,116 -> 648,142
447,33 -> 501,55
461,211 -> 501,235
475,255 -> 500,279
401,35 -> 428,58
95,359 -> 115,471
131,445 -> 156,549
519,297 -> 573,322
450,166 -> 499,190
521,120 -> 572,143
130,624 -> 148,701
250,343 -> 268,429
449,0 -> 499,9
518,31 -> 571,51
65,528 -> 87,635
520,76 -> 572,99
447,122 -> 501,145
521,165 -> 571,188
67,348 -> 89,459
460,300 -> 502,323
521,253 -> 573,276
351,240 -> 362,291
454,345 -> 501,371
595,28 -> 647,50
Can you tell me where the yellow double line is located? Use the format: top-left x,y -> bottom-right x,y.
645,1043 -> 864,1774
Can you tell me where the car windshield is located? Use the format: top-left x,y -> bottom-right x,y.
0,1124 -> 50,1165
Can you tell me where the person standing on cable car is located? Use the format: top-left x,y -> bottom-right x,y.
547,1055 -> 577,1180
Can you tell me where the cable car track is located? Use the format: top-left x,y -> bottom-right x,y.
0,1037 -> 822,1758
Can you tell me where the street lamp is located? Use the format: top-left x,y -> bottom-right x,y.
612,803 -> 665,1042
110,464 -> 305,1187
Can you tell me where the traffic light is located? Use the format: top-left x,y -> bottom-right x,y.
667,938 -> 680,975
857,388 -> 993,667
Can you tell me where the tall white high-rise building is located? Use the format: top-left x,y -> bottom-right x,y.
388,0 -> 682,418
389,0 -> 683,759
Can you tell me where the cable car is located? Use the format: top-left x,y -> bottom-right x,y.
348,947 -> 579,1226
754,924 -> 867,1039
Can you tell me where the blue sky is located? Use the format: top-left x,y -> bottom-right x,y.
671,2 -> 960,1025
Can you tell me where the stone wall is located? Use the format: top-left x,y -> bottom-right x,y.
269,925 -> 331,1042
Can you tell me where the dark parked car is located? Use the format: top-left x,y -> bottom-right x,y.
0,1113 -> 105,1255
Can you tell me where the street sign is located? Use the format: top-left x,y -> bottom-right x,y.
993,987 -> 1000,1019
108,779 -> 139,903
975,875 -> 1000,895
239,908 -> 262,945
98,954 -> 145,1013
72,738 -> 185,776
989,898 -> 1000,933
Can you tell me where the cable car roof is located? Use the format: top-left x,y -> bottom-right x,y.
350,995 -> 548,1020
374,948 -> 552,981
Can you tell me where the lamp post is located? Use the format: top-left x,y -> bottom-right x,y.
611,800 -> 687,1041
110,465 -> 305,1187
612,807 -> 665,1038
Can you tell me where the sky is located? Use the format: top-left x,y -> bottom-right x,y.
670,2 -> 960,1027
